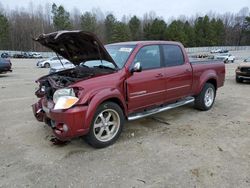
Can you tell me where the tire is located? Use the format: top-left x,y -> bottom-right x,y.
84,102 -> 125,148
194,83 -> 216,111
44,63 -> 50,68
236,76 -> 243,83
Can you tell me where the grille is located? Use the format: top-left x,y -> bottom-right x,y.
241,67 -> 250,73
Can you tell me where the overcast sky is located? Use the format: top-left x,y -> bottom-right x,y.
1,0 -> 250,20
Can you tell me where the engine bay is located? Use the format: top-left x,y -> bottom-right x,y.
35,65 -> 115,99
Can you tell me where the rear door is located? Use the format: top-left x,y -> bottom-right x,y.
161,44 -> 193,102
126,45 -> 166,112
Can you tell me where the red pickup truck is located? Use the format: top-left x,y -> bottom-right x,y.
32,31 -> 225,148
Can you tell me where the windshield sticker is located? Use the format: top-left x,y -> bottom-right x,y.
119,48 -> 133,53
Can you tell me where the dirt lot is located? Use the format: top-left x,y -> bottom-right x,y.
0,51 -> 250,188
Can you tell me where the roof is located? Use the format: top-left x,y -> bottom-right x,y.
106,41 -> 182,46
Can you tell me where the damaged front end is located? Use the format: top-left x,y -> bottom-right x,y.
32,64 -> 112,122
31,67 -> 89,140
32,30 -> 118,141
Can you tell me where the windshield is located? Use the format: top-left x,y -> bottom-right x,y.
106,45 -> 135,68
80,44 -> 135,69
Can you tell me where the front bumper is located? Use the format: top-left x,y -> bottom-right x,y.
0,66 -> 12,73
236,71 -> 250,80
32,99 -> 89,141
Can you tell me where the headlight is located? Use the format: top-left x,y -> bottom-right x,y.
53,88 -> 79,110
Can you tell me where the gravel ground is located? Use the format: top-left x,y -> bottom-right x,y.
0,51 -> 250,188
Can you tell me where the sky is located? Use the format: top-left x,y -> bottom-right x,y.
1,0 -> 250,20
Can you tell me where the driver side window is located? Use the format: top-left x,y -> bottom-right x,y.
134,45 -> 161,70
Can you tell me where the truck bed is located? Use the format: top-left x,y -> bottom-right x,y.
189,58 -> 222,64
189,58 -> 225,95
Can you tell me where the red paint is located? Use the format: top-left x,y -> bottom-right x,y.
32,41 -> 225,141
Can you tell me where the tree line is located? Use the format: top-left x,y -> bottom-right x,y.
0,3 -> 249,51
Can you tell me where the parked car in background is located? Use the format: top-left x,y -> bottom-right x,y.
235,63 -> 250,83
37,56 -> 69,68
211,49 -> 222,53
31,52 -> 42,58
32,30 -> 225,148
0,57 -> 12,74
243,57 -> 250,62
13,53 -> 25,58
23,52 -> 33,58
49,62 -> 75,74
219,49 -> 229,53
1,52 -> 10,58
215,53 -> 235,63
210,49 -> 229,53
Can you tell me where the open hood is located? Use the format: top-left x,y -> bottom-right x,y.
35,30 -> 117,68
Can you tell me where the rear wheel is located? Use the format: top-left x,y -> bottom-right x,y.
194,83 -> 216,111
85,102 -> 124,148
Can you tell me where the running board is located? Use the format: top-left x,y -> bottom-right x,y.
128,97 -> 195,121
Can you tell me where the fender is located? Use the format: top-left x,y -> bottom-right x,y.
83,88 -> 127,130
197,69 -> 218,94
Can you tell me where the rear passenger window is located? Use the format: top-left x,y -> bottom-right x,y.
134,45 -> 161,70
162,45 -> 184,67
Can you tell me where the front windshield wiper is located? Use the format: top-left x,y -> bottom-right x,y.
80,63 -> 89,68
94,65 -> 116,71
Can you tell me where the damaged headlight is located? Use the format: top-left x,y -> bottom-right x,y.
53,88 -> 79,110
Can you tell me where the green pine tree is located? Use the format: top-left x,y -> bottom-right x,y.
80,12 -> 97,33
52,3 -> 72,30
0,14 -> 10,49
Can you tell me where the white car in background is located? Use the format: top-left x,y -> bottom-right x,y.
37,56 -> 70,68
31,52 -> 42,58
215,53 -> 235,63
49,62 -> 75,74
211,49 -> 222,53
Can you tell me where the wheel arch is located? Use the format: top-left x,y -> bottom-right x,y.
100,97 -> 126,115
83,88 -> 127,130
197,70 -> 218,95
206,78 -> 217,91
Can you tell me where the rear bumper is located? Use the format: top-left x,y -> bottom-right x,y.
32,99 -> 89,141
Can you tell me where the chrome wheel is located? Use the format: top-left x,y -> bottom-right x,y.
204,87 -> 214,107
93,109 -> 120,142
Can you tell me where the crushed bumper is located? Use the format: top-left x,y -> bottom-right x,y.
32,99 -> 89,141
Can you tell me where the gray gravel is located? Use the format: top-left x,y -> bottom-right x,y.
0,51 -> 250,188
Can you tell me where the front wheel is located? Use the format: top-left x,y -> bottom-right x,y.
194,83 -> 216,111
44,63 -> 50,68
85,102 -> 124,148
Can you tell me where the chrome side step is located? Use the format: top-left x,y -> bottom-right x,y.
128,97 -> 195,121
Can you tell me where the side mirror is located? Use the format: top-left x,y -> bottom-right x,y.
130,62 -> 142,73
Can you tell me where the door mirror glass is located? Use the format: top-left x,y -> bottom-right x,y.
131,62 -> 142,73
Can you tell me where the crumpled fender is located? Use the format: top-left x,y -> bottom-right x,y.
82,88 -> 127,130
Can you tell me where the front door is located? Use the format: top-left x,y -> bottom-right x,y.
126,45 -> 166,113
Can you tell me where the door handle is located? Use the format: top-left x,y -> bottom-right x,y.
155,73 -> 164,78
185,69 -> 191,73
